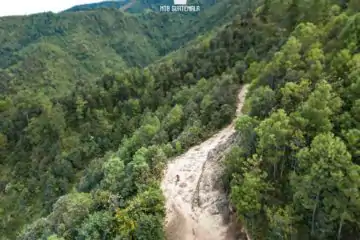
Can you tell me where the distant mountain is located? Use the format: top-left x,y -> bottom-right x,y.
64,0 -> 130,12
64,0 -> 216,13
0,0 -> 239,97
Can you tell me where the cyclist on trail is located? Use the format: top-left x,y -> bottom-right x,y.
175,174 -> 180,185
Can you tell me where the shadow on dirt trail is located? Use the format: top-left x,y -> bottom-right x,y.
161,85 -> 249,240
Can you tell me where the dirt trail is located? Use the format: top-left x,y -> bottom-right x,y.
161,85 -> 249,240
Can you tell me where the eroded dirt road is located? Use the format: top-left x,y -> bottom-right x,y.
161,85 -> 249,240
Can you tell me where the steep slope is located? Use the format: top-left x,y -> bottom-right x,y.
1,4 -> 266,238
162,84 -> 248,240
2,0 -> 359,239
223,1 -> 360,239
0,0 -> 253,98
0,10 -> 159,97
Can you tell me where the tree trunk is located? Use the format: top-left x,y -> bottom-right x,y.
311,191 -> 320,236
337,212 -> 345,240
280,159 -> 285,178
291,156 -> 297,171
273,163 -> 277,179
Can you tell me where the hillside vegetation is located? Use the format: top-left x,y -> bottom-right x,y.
224,0 -> 360,239
2,0 -> 360,239
0,0 -> 259,238
0,9 -> 189,97
0,0 -> 249,99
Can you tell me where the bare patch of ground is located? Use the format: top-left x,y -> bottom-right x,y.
161,85 -> 249,240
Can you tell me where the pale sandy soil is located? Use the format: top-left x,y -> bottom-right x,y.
161,85 -> 249,240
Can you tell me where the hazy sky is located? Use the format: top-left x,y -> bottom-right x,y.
0,0 -> 106,17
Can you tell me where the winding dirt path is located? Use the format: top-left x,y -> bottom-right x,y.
161,85 -> 249,240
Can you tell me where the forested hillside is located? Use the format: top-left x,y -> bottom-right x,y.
0,0 -> 248,99
63,0 -> 217,13
64,1 -> 131,12
0,9 -> 192,98
224,0 -> 360,239
0,0 -> 260,238
2,0 -> 360,239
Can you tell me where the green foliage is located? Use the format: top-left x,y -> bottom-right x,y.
291,133 -> 360,239
255,109 -> 293,179
0,0 -> 249,99
78,211 -> 113,239
6,0 -> 360,239
0,0 -> 264,237
225,1 -> 360,239
247,86 -> 276,118
47,235 -> 65,240
114,187 -> 165,239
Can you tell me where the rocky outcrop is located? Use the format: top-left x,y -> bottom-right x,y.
192,130 -> 237,210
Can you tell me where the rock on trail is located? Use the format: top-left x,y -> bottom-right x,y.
161,85 -> 249,240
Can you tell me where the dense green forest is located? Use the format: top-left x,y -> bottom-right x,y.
0,10 -> 196,98
0,0 -> 246,99
224,0 -> 360,239
1,0 -> 360,239
0,0 -> 258,238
